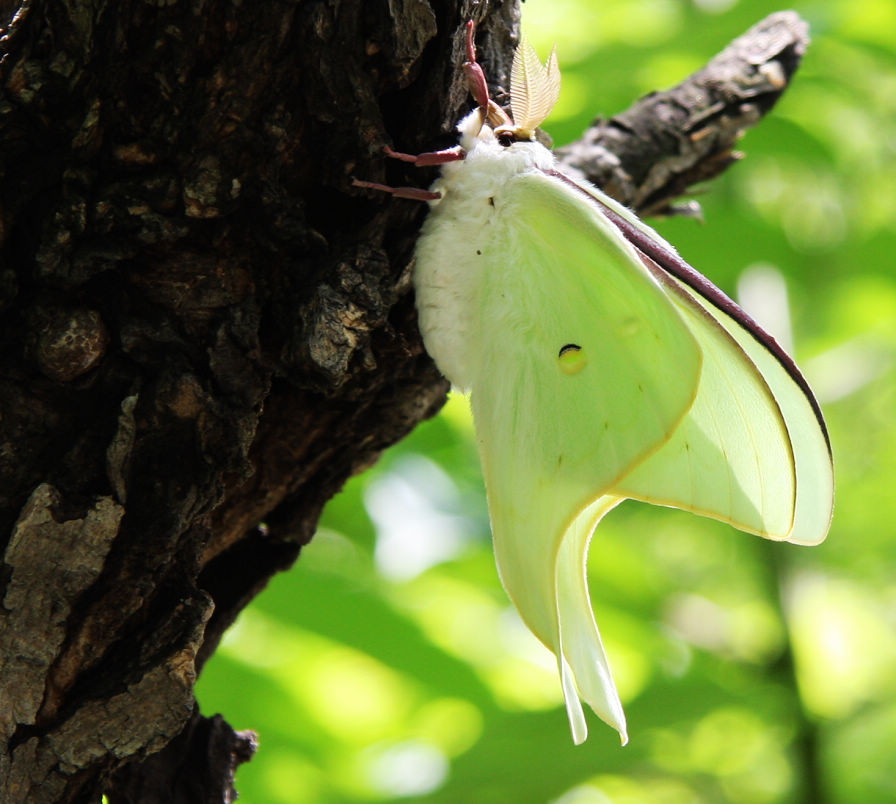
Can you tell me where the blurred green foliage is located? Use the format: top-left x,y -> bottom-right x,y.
197,0 -> 896,800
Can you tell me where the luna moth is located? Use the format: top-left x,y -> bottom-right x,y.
355,21 -> 833,745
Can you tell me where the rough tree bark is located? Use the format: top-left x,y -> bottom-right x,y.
0,1 -> 807,801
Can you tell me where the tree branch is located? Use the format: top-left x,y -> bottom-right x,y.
555,12 -> 809,216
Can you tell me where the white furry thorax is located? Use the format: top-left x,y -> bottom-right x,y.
413,110 -> 555,391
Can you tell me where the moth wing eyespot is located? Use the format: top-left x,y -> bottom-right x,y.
558,343 -> 587,375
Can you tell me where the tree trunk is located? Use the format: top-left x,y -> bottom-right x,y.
0,1 -> 806,801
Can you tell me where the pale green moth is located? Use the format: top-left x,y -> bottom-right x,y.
357,22 -> 834,745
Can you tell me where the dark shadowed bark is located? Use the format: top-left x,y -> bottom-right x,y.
0,1 -> 806,801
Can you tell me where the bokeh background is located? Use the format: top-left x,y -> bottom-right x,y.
197,0 -> 896,801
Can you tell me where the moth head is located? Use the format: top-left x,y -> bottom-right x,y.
462,22 -> 560,145
494,36 -> 561,144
